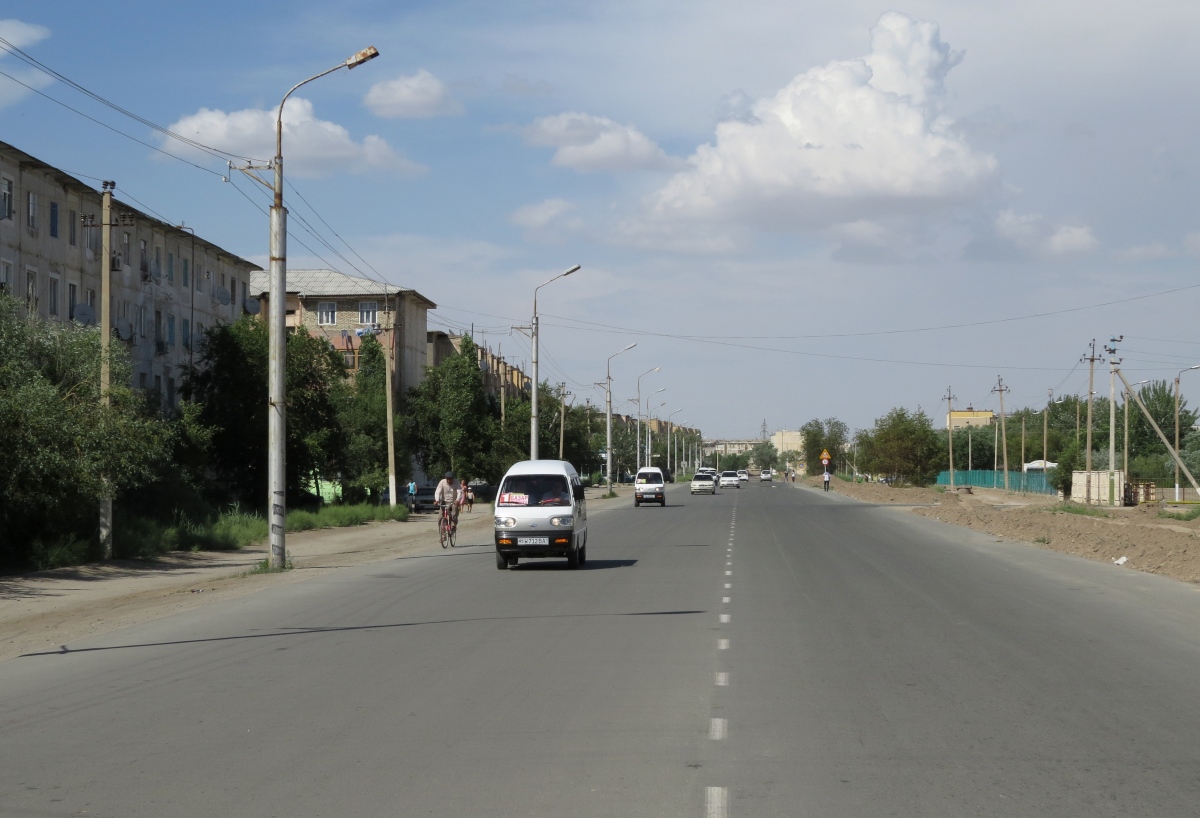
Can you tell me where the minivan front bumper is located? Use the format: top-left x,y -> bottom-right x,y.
495,530 -> 574,558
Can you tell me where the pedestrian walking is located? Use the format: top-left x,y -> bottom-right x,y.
823,470 -> 831,492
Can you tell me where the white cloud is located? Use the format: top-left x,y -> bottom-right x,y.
989,209 -> 1098,257
0,19 -> 52,109
363,70 -> 462,118
649,12 -> 997,227
163,98 -> 424,177
523,112 -> 683,173
511,198 -> 576,229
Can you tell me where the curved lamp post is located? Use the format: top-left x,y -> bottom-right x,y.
267,45 -> 379,570
635,367 -> 660,469
530,265 -> 581,459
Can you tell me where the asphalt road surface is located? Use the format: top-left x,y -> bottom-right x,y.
3,482 -> 1200,817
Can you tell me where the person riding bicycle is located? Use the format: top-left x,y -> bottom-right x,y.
434,471 -> 460,530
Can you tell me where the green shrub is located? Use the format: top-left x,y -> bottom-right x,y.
26,534 -> 95,570
286,510 -> 320,532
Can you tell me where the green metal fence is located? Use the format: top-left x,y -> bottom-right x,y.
936,470 -> 1057,495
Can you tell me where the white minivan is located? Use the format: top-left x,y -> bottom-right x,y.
494,460 -> 588,570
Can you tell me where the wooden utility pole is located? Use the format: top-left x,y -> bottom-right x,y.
992,377 -> 1010,491
945,387 -> 956,492
1104,337 -> 1122,506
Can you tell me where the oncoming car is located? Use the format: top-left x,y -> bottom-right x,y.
690,473 -> 717,495
737,469 -> 749,482
719,470 -> 741,488
493,460 -> 587,570
760,469 -> 772,482
634,467 -> 667,507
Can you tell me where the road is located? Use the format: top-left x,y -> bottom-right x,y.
3,481 -> 1200,816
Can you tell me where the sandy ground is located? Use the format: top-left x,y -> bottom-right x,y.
803,476 -> 1200,584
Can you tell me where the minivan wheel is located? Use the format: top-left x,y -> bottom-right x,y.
634,499 -> 640,507
579,544 -> 587,565
507,556 -> 518,569
496,550 -> 508,570
566,545 -> 580,569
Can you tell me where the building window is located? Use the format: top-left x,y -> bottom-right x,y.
182,258 -> 190,288
68,283 -> 77,320
138,306 -> 147,338
154,375 -> 161,394
26,268 -> 37,309
69,209 -> 77,246
167,252 -> 174,283
167,314 -> 175,345
49,202 -> 59,238
47,277 -> 59,317
155,310 -> 163,341
139,372 -> 147,390
26,191 -> 37,230
1,177 -> 12,220
359,301 -> 378,325
182,318 -> 190,350
86,288 -> 96,307
317,301 -> 337,325
139,240 -> 148,275
0,259 -> 10,292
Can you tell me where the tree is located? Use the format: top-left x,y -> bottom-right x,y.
0,294 -> 170,567
859,407 -> 941,485
183,316 -> 348,505
802,417 -> 849,473
750,440 -> 779,470
337,334 -> 399,503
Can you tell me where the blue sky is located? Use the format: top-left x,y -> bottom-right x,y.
4,1 -> 1199,437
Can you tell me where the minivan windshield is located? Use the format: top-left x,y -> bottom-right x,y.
635,471 -> 663,485
497,475 -> 571,506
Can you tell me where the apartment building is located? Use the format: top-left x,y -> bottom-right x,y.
250,268 -> 435,398
0,141 -> 260,405
425,330 -> 531,402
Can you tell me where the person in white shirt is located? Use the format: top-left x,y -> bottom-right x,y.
434,471 -> 460,527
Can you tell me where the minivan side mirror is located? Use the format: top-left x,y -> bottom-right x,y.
572,484 -> 585,501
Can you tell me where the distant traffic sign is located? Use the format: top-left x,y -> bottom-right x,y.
820,449 -> 831,460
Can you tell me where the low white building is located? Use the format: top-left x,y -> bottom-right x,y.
0,141 -> 260,405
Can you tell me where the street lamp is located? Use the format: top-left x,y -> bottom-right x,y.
667,408 -> 682,474
647,399 -> 667,465
605,343 -> 636,493
267,45 -> 379,571
643,388 -> 665,468
1176,366 -> 1200,501
530,264 -> 581,459
635,367 -> 660,469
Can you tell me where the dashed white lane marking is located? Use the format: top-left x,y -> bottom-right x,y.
718,638 -> 729,650
722,596 -> 731,603
719,613 -> 731,624
716,672 -> 729,686
724,583 -> 731,589
705,786 -> 728,818
709,718 -> 728,740
725,570 -> 732,576
726,561 -> 732,566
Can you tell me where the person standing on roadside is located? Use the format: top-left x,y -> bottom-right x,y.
406,478 -> 417,511
823,470 -> 831,492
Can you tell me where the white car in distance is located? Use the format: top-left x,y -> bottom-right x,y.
719,471 -> 741,488
737,469 -> 749,482
690,473 -> 718,494
760,469 -> 772,482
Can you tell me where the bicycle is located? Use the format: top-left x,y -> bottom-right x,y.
438,503 -> 457,548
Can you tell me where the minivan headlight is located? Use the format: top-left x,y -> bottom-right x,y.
549,515 -> 573,527
495,516 -> 517,528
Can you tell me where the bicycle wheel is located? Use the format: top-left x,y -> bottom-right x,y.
448,521 -> 457,548
439,515 -> 449,548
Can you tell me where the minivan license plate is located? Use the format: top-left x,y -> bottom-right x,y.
517,537 -> 549,545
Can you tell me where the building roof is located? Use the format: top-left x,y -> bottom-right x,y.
249,269 -> 436,308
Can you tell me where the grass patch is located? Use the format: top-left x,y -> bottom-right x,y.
1161,506 -> 1200,521
1034,536 -> 1051,544
27,534 -> 96,570
243,558 -> 293,575
602,491 -> 619,499
1051,503 -> 1111,518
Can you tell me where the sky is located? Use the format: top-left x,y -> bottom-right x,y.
3,0 -> 1199,438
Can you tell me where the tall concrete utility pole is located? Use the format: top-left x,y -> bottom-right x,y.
992,377 -> 1010,491
1104,337 -> 1122,506
1176,365 -> 1200,501
1082,340 -> 1102,506
98,181 -> 114,559
530,265 -> 580,460
384,301 -> 398,507
558,383 -> 570,460
945,387 -> 956,492
264,45 -> 379,570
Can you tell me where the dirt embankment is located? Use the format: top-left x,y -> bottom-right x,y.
806,477 -> 1200,584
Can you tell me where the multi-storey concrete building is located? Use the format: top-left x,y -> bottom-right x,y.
250,268 -> 435,398
426,330 -> 531,402
0,141 -> 260,405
